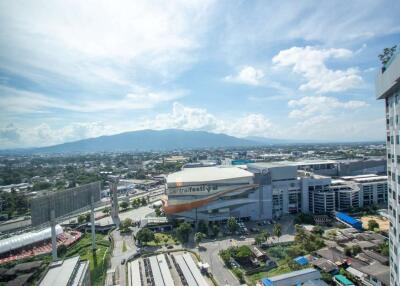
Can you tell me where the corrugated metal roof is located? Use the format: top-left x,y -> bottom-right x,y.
0,225 -> 63,254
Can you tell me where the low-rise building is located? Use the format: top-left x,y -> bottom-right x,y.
39,256 -> 90,286
261,268 -> 327,286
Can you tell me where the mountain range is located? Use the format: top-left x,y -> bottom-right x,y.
0,129 -> 382,154
5,129 -> 269,154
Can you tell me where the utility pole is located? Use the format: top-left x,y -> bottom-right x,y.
50,209 -> 57,261
90,194 -> 96,251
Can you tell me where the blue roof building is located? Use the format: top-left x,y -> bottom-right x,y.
335,212 -> 363,230
261,268 -> 321,286
294,256 -> 308,266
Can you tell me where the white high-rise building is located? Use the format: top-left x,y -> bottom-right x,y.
376,46 -> 400,286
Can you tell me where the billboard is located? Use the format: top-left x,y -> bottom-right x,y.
31,182 -> 101,226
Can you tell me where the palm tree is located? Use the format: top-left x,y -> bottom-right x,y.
273,223 -> 282,242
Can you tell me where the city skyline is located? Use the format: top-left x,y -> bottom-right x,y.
1,1 -> 400,149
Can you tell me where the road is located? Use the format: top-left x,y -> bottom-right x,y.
107,205 -> 154,286
198,234 -> 294,286
97,205 -> 154,225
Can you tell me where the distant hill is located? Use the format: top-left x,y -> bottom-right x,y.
20,129 -> 260,154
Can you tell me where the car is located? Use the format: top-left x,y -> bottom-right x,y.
166,245 -> 173,249
121,259 -> 126,265
239,236 -> 246,239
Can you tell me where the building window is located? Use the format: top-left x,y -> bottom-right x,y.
397,135 -> 399,144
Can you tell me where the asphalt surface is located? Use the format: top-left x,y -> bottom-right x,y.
198,234 -> 294,286
108,205 -> 154,286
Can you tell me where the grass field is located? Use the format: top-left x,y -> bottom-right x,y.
147,233 -> 177,246
64,233 -> 111,286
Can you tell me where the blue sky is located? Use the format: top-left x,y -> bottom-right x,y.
0,0 -> 399,148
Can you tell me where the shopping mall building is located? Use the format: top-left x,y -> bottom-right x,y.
162,162 -> 332,221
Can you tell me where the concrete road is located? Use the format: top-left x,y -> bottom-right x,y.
109,230 -> 136,286
107,205 -> 155,286
199,239 -> 241,286
97,205 -> 154,226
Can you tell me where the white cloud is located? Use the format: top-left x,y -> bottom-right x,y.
0,85 -> 184,113
0,122 -> 125,148
288,96 -> 368,119
224,66 -> 265,86
140,102 -> 276,138
142,102 -> 221,131
0,0 -> 213,87
272,46 -> 362,93
284,95 -> 380,142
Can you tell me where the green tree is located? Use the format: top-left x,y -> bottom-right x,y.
227,217 -> 238,233
273,223 -> 282,242
235,245 -> 252,259
255,234 -> 265,246
368,219 -> 379,231
175,222 -> 192,243
32,181 -> 52,191
136,228 -> 155,245
312,226 -> 324,236
85,213 -> 91,222
131,199 -> 140,208
262,230 -> 270,244
102,207 -> 111,215
344,246 -> 352,257
198,220 -> 208,234
78,214 -> 86,224
194,232 -> 205,247
378,241 -> 389,256
352,245 -> 361,255
219,249 -> 231,266
57,244 -> 68,257
141,197 -> 147,206
211,223 -> 219,237
155,207 -> 161,217
120,201 -> 129,210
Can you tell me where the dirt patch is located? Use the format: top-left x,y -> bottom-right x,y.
361,215 -> 389,231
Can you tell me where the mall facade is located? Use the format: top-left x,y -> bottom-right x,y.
162,162 -> 333,221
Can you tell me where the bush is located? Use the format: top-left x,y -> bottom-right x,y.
136,228 -> 155,245
219,249 -> 231,266
232,268 -> 245,283
368,220 -> 379,231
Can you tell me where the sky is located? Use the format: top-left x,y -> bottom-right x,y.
0,0 -> 399,149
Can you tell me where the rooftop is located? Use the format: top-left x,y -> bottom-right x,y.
167,166 -> 253,184
376,45 -> 400,99
249,160 -> 337,170
334,274 -> 354,286
262,268 -> 320,285
39,256 -> 81,286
